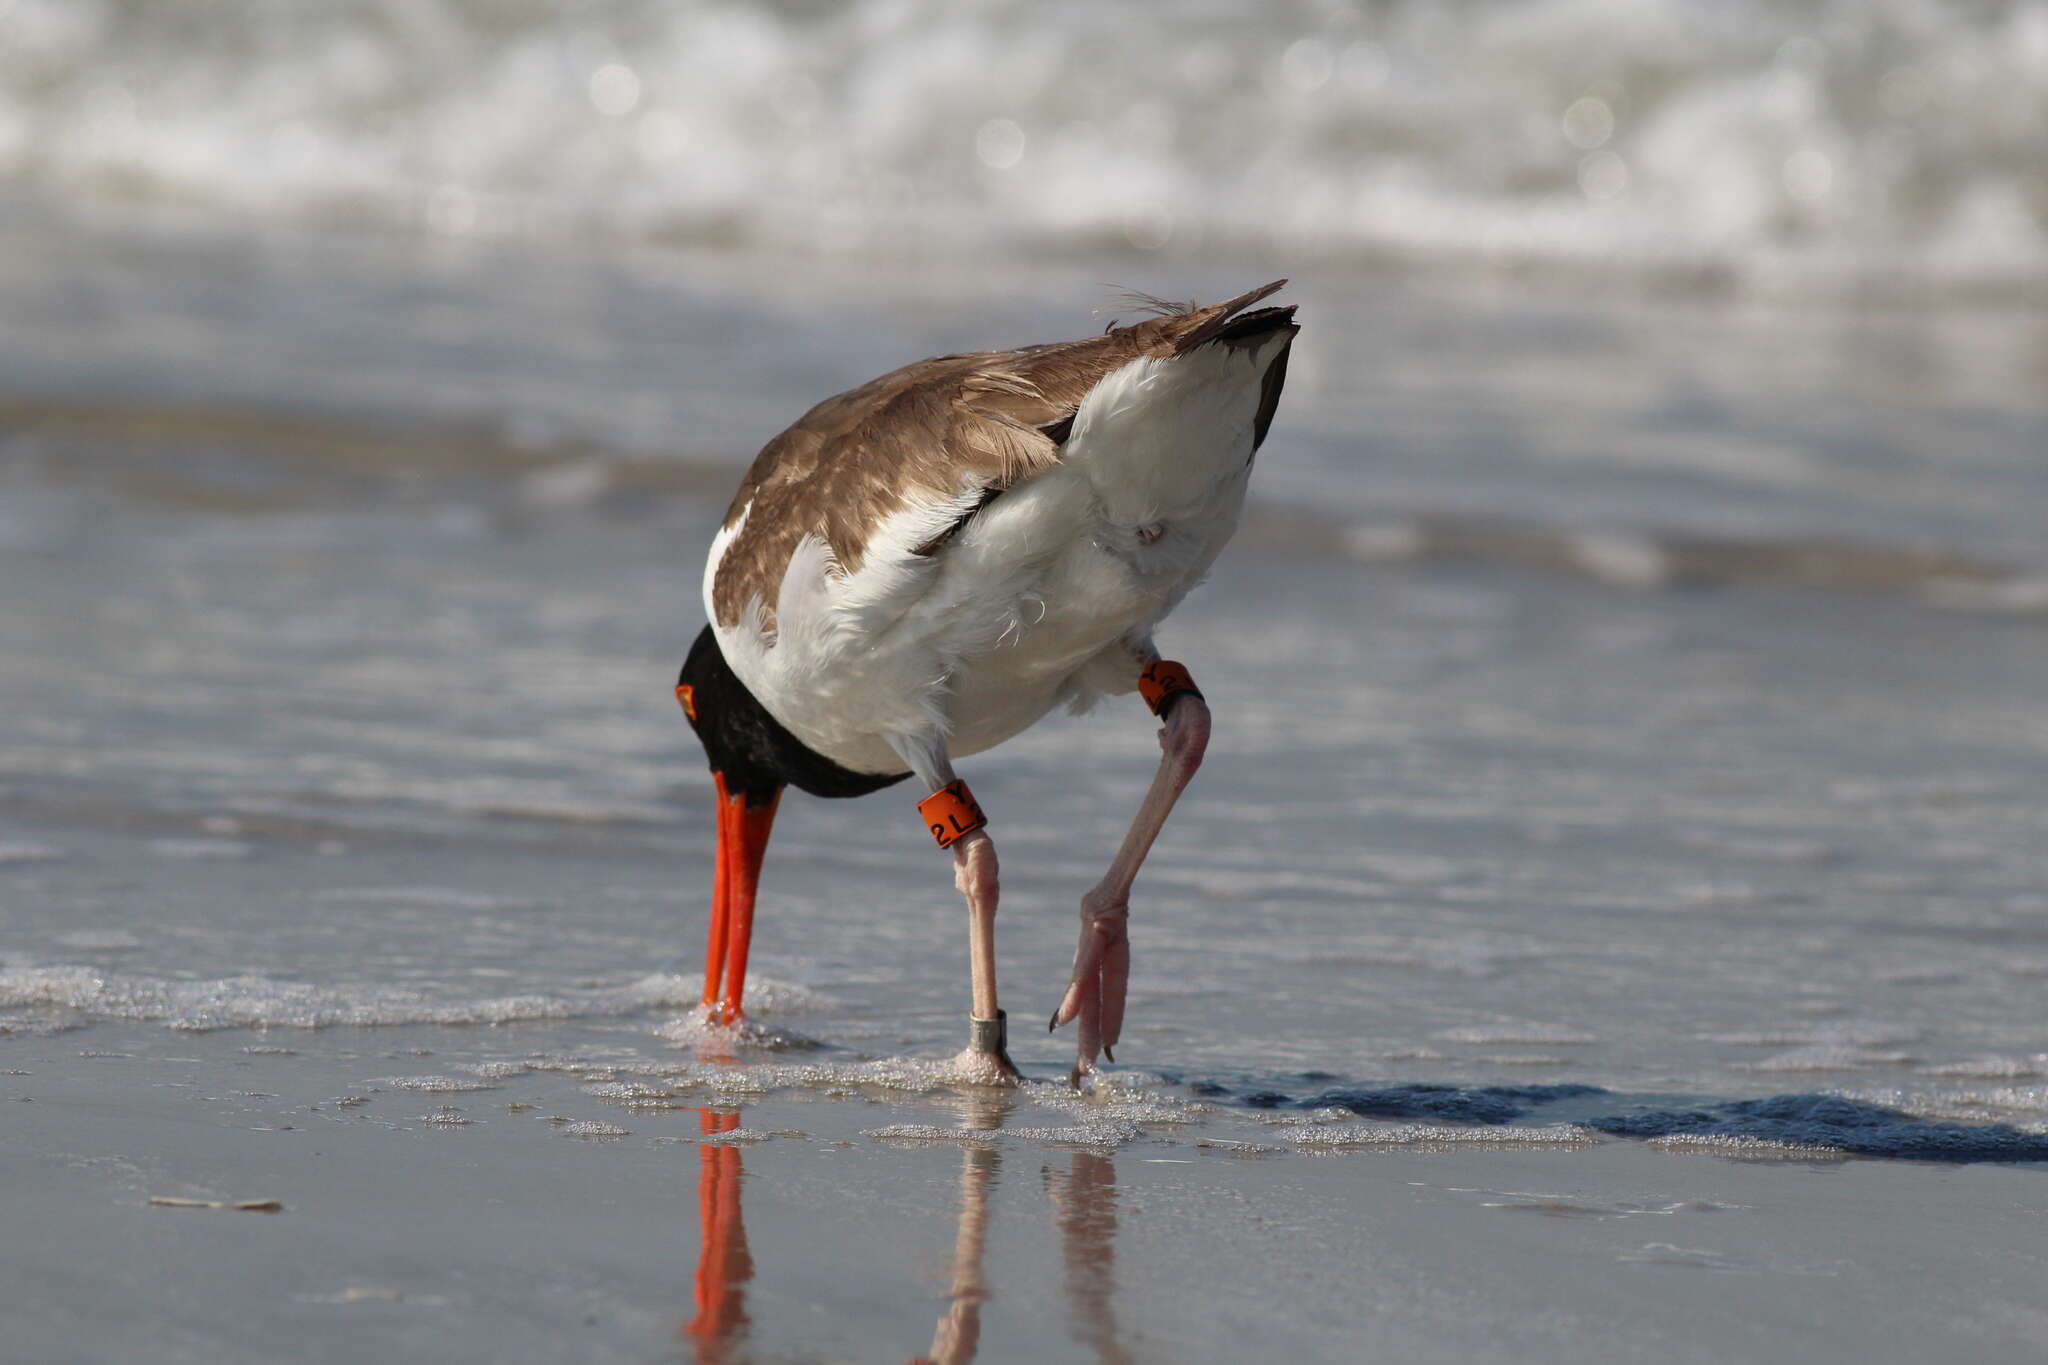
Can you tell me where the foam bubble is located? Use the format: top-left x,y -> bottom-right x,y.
866,1121 -> 1141,1148
1923,1056 -> 2043,1080
0,965 -> 822,1032
0,1012 -> 78,1037
1290,1123 -> 1600,1148
562,1121 -> 631,1138
865,1124 -> 996,1146
371,1075 -> 501,1093
1736,1047 -> 1918,1073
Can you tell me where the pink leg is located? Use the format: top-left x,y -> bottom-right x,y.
1053,693 -> 1210,1084
951,829 -> 1020,1085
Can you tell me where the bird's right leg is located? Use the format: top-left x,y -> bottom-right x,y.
891,733 -> 1019,1085
1053,658 -> 1210,1084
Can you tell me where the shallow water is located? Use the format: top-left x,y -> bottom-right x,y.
6,210 -> 2048,1360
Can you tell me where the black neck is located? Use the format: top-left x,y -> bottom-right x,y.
677,625 -> 910,805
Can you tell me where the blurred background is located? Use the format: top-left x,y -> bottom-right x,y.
7,0 -> 2047,285
3,0 -> 2046,564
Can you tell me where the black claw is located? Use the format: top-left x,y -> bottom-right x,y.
1048,1012 -> 1059,1033
1103,1044 -> 1115,1064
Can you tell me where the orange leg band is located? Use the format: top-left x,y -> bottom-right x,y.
918,779 -> 988,849
1138,659 -> 1203,716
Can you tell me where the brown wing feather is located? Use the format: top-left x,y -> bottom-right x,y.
710,281 -> 1288,630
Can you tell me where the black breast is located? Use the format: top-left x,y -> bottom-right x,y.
677,625 -> 911,804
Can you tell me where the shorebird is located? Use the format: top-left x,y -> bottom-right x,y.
676,281 -> 1298,1084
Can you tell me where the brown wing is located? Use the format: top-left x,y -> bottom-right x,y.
709,281 -> 1289,630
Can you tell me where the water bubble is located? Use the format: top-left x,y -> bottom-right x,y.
1577,150 -> 1629,201
1278,38 -> 1334,94
563,1120 -> 630,1139
588,63 -> 641,118
974,118 -> 1026,170
1561,96 -> 1614,151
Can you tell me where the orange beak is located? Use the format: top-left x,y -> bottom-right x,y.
702,771 -> 778,1025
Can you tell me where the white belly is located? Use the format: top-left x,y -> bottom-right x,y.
706,337 -> 1276,775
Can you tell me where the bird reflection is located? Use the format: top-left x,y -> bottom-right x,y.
913,1094 -> 1008,1365
681,1108 -> 751,1364
678,1092 -> 1130,1364
1043,1150 -> 1131,1365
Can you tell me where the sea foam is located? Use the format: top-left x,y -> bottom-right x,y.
5,0 -> 2041,293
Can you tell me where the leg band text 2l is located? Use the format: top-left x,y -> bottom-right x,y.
1138,659 -> 1203,717
919,779 -> 988,849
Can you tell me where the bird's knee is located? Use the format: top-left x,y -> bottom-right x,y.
1160,697 -> 1211,776
1079,885 -> 1129,931
952,830 -> 999,904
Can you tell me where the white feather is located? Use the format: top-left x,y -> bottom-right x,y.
707,329 -> 1289,776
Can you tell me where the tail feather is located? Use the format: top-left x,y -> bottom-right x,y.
1169,279 -> 1290,354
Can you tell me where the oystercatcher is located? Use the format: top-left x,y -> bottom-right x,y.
676,281 -> 1298,1084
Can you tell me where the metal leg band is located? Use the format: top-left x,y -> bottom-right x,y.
969,1009 -> 1008,1055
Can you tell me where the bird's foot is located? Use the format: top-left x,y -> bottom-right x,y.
695,1001 -> 745,1030
1049,891 -> 1130,1085
949,1010 -> 1020,1086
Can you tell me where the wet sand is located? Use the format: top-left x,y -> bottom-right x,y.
11,1020 -> 2048,1365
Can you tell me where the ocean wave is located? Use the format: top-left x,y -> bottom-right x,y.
6,0 -> 2043,292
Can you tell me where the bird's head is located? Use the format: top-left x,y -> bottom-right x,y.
676,624 -> 912,807
676,624 -> 785,808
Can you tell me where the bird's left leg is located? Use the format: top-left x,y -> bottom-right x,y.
1052,659 -> 1210,1084
891,733 -> 1020,1086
